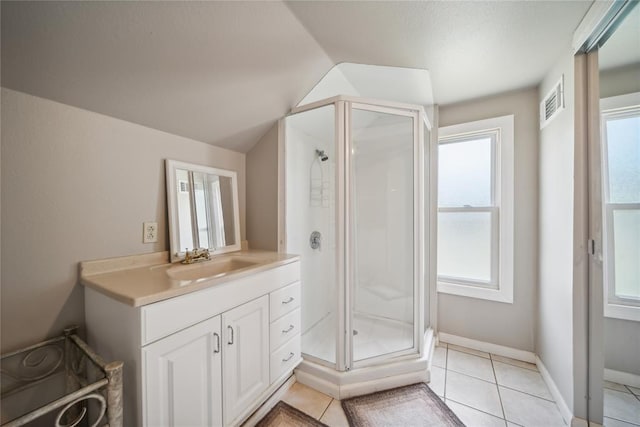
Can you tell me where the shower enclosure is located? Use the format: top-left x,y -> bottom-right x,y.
282,96 -> 432,397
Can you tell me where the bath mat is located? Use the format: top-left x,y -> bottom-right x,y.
256,401 -> 328,427
341,383 -> 465,427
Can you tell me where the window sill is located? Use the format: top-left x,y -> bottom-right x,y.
437,280 -> 513,304
605,303 -> 640,322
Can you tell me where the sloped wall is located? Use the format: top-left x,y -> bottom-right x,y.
0,88 -> 246,352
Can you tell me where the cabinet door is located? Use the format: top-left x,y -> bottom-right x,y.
143,316 -> 223,427
222,295 -> 270,425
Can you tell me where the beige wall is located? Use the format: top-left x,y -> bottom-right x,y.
437,87 -> 539,352
0,88 -> 246,352
536,51 -> 577,413
600,63 -> 640,99
246,123 -> 279,251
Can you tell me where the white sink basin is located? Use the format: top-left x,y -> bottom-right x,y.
167,257 -> 260,281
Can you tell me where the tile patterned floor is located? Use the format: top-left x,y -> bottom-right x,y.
603,380 -> 640,426
279,343 -> 640,426
280,343 -> 566,426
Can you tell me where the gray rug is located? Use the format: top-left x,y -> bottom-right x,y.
341,383 -> 465,426
256,401 -> 328,427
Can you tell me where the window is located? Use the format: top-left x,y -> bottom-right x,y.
601,93 -> 640,322
437,115 -> 514,303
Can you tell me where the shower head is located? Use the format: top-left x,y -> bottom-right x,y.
316,149 -> 329,162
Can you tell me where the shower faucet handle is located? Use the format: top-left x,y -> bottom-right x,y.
310,231 -> 321,250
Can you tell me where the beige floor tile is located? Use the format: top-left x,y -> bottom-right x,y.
446,343 -> 491,359
499,386 -> 566,426
493,361 -> 553,400
604,389 -> 640,425
428,365 -> 446,397
282,382 -> 332,419
605,381 -> 632,393
491,354 -> 538,372
446,370 -> 503,418
603,416 -> 640,427
446,399 -> 507,427
448,349 -> 496,383
433,345 -> 447,368
319,399 -> 349,427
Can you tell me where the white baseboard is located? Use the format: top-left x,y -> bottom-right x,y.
604,368 -> 640,388
242,375 -> 296,427
536,356 -> 573,426
438,332 -> 536,363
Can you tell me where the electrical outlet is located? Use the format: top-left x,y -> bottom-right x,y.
143,222 -> 158,243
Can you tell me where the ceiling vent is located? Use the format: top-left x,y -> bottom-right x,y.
540,76 -> 565,129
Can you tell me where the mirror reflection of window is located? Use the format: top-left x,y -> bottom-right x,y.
166,160 -> 240,262
192,172 -> 211,250
176,168 -> 194,251
219,176 -> 236,246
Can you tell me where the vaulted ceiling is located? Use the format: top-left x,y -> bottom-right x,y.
1,1 -> 592,153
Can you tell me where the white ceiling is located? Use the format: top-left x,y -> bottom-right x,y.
1,1 -> 593,153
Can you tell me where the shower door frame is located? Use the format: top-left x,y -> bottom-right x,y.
282,95 -> 428,372
345,101 -> 425,370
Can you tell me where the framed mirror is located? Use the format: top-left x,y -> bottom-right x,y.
166,159 -> 241,262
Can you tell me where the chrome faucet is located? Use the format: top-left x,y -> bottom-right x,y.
181,248 -> 211,264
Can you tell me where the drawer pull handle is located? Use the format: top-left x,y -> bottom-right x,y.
282,352 -> 295,362
213,333 -> 221,354
227,326 -> 234,345
282,297 -> 295,304
282,325 -> 295,333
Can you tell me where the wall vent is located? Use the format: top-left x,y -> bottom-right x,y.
540,76 -> 565,129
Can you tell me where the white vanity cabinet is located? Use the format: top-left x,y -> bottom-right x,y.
143,315 -> 223,427
221,295 -> 269,425
82,254 -> 301,427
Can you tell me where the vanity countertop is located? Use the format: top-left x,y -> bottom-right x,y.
80,250 -> 299,307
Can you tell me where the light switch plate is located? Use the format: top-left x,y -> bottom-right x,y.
143,222 -> 158,243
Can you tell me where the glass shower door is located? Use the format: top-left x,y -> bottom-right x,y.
285,104 -> 339,367
348,103 -> 419,366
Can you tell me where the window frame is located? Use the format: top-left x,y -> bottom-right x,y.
436,115 -> 514,303
600,92 -> 640,322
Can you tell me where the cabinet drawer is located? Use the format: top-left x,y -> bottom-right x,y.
269,282 -> 301,321
140,262 -> 299,345
270,334 -> 301,383
270,308 -> 301,352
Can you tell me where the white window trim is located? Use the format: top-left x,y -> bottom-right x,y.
437,115 -> 514,303
601,92 -> 640,322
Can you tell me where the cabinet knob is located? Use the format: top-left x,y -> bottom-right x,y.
282,324 -> 295,334
282,352 -> 295,362
213,332 -> 221,354
227,326 -> 234,345
282,297 -> 294,305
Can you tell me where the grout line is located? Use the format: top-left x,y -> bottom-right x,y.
443,345 -> 448,398
318,398 -> 332,421
445,397 -> 507,423
605,415 -> 640,427
623,384 -> 640,398
447,366 -> 497,384
497,384 -> 557,403
490,354 -> 508,422
490,355 -> 538,372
